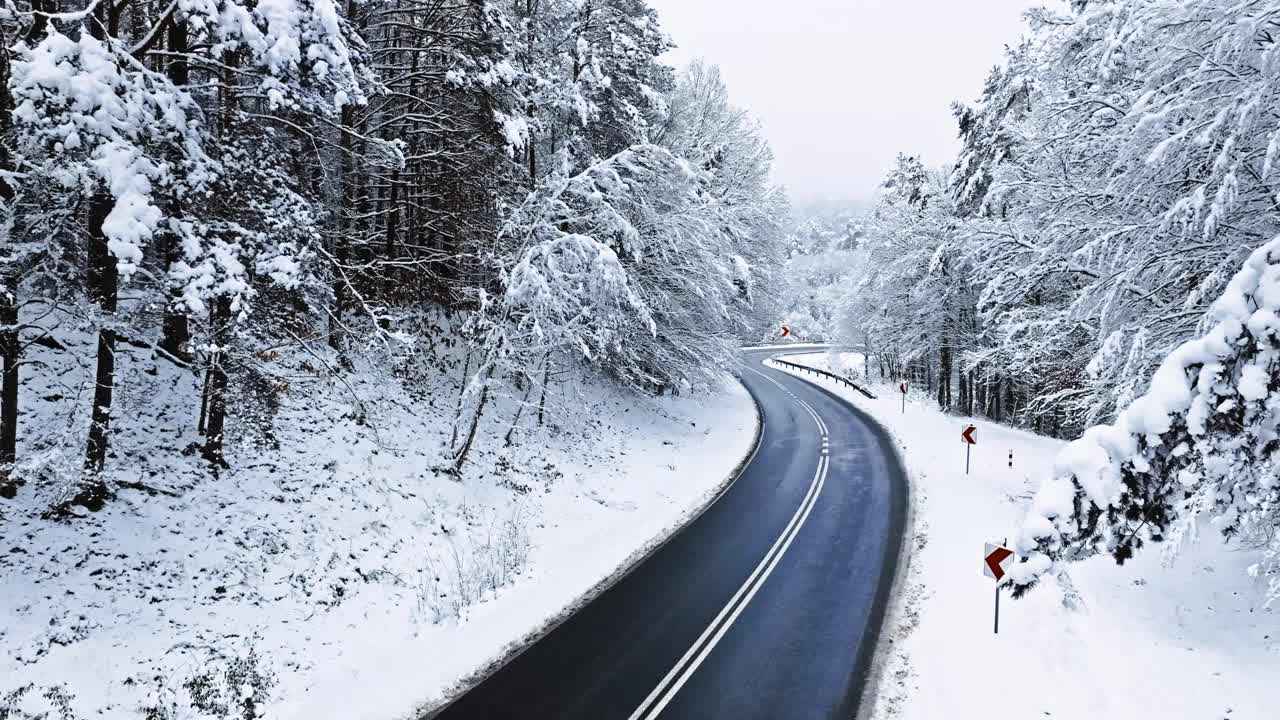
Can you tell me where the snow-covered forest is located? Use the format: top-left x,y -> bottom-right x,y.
0,1 -> 786,717
0,0 -> 785,506
796,0 -> 1278,604
4,0 -> 1278,716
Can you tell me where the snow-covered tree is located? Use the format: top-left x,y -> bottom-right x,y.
1012,236 -> 1280,602
788,0 -> 1280,599
832,0 -> 1280,445
444,58 -> 784,470
957,0 -> 1280,431
0,0 -> 788,509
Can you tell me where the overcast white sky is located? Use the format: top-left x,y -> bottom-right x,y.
646,0 -> 1048,206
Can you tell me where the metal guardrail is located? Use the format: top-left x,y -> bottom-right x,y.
771,357 -> 879,400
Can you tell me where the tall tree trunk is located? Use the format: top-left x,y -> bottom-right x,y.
381,167 -> 399,325
196,41 -> 238,466
504,374 -> 535,446
331,103 -> 355,351
0,280 -> 17,499
201,297 -> 231,466
524,0 -> 538,186
0,37 -> 18,498
536,355 -> 551,426
158,17 -> 191,362
966,371 -> 973,415
197,365 -> 211,434
80,0 -> 119,496
451,365 -> 492,474
937,341 -> 952,410
328,0 -> 364,350
975,367 -> 987,418
77,189 -> 117,510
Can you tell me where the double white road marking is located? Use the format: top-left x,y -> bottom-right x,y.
627,370 -> 829,720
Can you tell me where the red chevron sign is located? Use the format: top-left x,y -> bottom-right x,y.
984,543 -> 1013,582
962,425 -> 977,445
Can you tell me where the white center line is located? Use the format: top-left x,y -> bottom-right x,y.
626,364 -> 831,719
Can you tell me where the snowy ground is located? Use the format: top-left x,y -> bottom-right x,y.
771,351 -> 1279,720
1,331 -> 756,720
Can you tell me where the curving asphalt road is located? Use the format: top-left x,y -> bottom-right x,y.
428,348 -> 908,720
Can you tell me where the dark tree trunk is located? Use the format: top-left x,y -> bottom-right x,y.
197,364 -> 211,434
78,189 -> 117,510
0,38 -> 17,498
937,342 -> 952,410
975,367 -> 987,418
331,103 -> 355,351
0,280 -> 17,499
381,167 -> 399,325
158,17 -> 191,362
524,2 -> 538,183
536,355 -> 551,426
451,379 -> 490,474
504,374 -> 534,446
201,297 -> 231,466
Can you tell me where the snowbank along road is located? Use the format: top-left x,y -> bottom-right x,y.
427,347 -> 909,719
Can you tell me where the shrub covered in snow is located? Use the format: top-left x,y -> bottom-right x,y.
1012,236 -> 1280,601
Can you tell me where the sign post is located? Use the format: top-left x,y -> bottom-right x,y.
984,538 -> 1013,634
899,382 -> 908,414
962,424 -> 977,474
994,576 -> 1001,633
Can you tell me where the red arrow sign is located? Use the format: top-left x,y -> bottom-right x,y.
962,425 -> 977,445
781,325 -> 791,337
899,382 -> 908,394
985,545 -> 1013,581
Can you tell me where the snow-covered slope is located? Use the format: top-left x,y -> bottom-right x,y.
1,335 -> 757,720
772,352 -> 1278,720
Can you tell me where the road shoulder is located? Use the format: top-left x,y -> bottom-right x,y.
418,375 -> 765,719
771,351 -> 1278,720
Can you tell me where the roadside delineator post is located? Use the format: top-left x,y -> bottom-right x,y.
899,382 -> 907,414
